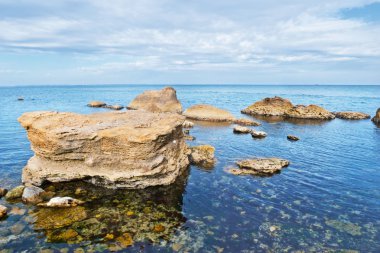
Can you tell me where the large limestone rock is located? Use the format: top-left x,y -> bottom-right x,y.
372,108 -> 380,125
18,110 -> 189,189
334,111 -> 370,120
183,104 -> 235,122
242,96 -> 335,120
127,87 -> 182,113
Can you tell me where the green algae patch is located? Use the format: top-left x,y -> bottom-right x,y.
325,219 -> 362,236
33,206 -> 87,230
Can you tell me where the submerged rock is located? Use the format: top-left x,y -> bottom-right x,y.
0,205 -> 7,219
33,206 -> 87,230
372,108 -> 380,125
251,130 -> 267,138
242,96 -> 335,120
182,120 -> 195,128
334,111 -> 370,120
127,87 -> 182,113
233,126 -> 251,134
325,219 -> 362,236
87,101 -> 106,108
22,186 -> 45,204
183,104 -> 235,122
38,197 -> 84,207
287,135 -> 300,141
19,110 -> 189,189
189,145 -> 216,169
0,188 -> 7,197
5,186 -> 25,200
234,118 -> 261,126
104,104 -> 124,110
228,158 -> 289,176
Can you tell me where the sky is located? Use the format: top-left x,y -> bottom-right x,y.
0,0 -> 380,85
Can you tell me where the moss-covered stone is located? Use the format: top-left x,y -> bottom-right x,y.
33,206 -> 87,230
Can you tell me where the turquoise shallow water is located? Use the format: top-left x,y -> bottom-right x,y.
0,85 -> 379,252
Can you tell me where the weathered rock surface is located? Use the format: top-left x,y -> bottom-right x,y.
372,108 -> 380,125
287,135 -> 300,141
189,145 -> 216,169
39,197 -> 84,207
334,111 -> 370,120
251,130 -> 267,138
0,188 -> 7,198
22,186 -> 45,204
87,101 -> 106,108
182,120 -> 194,128
242,96 -> 335,120
5,186 -> 25,200
228,158 -> 289,176
127,87 -> 182,113
183,104 -> 235,122
0,205 -> 7,219
234,118 -> 261,126
19,110 -> 189,189
233,126 -> 251,134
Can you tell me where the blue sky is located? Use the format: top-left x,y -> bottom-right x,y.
0,0 -> 379,85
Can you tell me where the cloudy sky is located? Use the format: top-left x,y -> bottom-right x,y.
0,0 -> 379,85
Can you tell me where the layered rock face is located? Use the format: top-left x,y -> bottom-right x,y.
372,108 -> 380,124
242,96 -> 335,120
18,110 -> 189,189
127,87 -> 182,113
183,104 -> 235,122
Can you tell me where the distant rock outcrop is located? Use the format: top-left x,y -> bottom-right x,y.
127,87 -> 182,113
183,104 -> 235,122
334,112 -> 370,120
372,108 -> 380,125
18,110 -> 189,189
242,96 -> 335,120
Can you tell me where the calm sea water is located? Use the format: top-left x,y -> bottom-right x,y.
0,85 -> 379,252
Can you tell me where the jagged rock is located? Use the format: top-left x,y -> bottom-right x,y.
183,104 -> 235,122
233,126 -> 251,134
5,186 -> 25,200
104,104 -> 124,110
38,197 -> 84,208
87,101 -> 106,108
251,130 -> 267,138
334,111 -> 370,120
234,118 -> 261,126
242,96 -> 293,116
228,158 -> 289,176
127,87 -> 182,113
189,145 -> 216,168
242,96 -> 335,120
0,205 -> 7,219
287,135 -> 299,141
18,110 -> 189,189
372,108 -> 380,125
286,105 -> 335,120
182,120 -> 194,128
0,188 -> 7,198
22,186 -> 45,204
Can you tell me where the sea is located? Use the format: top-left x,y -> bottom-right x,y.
0,85 -> 379,252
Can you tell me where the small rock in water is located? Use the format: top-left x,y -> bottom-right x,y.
17,97 -> 24,101
269,225 -> 280,232
5,185 -> 25,200
22,186 -> 45,204
227,158 -> 290,176
10,223 -> 25,235
287,135 -> 300,141
183,104 -> 235,122
10,207 -> 26,216
189,145 -> 216,169
0,188 -> 8,197
233,125 -> 252,134
183,129 -> 190,135
0,204 -> 7,219
334,111 -> 370,120
251,130 -> 267,138
104,104 -> 124,110
234,118 -> 261,126
183,120 -> 195,128
38,197 -> 84,207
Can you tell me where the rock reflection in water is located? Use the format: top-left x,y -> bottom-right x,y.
28,168 -> 189,250
250,115 -> 330,126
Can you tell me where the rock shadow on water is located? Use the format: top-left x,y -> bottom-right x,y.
248,115 -> 331,126
27,168 -> 190,249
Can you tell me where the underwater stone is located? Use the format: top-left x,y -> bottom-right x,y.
0,205 -> 7,219
5,186 -> 25,200
33,206 -> 87,230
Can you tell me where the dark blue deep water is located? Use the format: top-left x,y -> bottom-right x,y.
0,85 -> 379,252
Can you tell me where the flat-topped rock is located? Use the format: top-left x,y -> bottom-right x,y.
242,96 -> 335,120
234,118 -> 261,126
251,130 -> 267,138
334,111 -> 370,120
183,104 -> 235,122
87,101 -> 106,108
372,108 -> 380,124
233,126 -> 251,134
127,87 -> 182,113
18,110 -> 189,189
189,145 -> 216,169
228,158 -> 289,176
